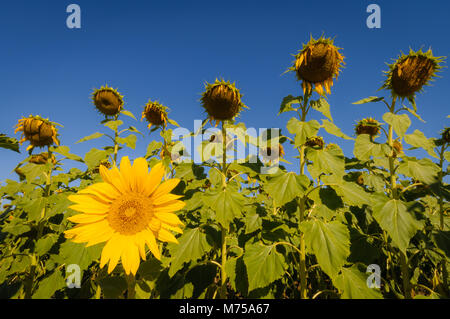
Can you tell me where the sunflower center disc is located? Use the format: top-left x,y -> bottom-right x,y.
108,193 -> 153,235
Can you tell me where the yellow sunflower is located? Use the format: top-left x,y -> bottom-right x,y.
141,100 -> 169,129
200,79 -> 247,124
289,35 -> 345,96
65,156 -> 185,275
15,115 -> 60,151
92,85 -> 124,117
382,48 -> 444,101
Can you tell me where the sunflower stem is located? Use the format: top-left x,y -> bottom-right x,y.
298,92 -> 310,299
220,121 -> 228,298
113,114 -> 120,163
126,274 -> 136,299
387,97 -> 412,299
24,147 -> 54,299
437,142 -> 449,295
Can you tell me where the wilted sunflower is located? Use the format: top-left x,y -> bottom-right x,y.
92,85 -> 124,116
305,136 -> 325,149
355,118 -> 381,137
382,48 -> 444,101
290,35 -> 345,96
65,157 -> 185,275
200,79 -> 247,124
141,100 -> 168,129
15,115 -> 60,151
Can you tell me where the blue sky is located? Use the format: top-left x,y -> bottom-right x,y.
0,0 -> 449,181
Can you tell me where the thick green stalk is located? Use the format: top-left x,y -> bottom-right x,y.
126,274 -> 136,299
220,122 -> 228,296
437,143 -> 448,294
387,98 -> 411,299
24,147 -> 53,299
298,94 -> 309,299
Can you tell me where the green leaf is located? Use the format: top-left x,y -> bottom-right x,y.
23,197 -> 46,221
352,96 -> 384,104
334,265 -> 383,299
168,118 -> 180,127
397,157 -> 440,185
286,118 -> 320,147
382,112 -> 411,138
145,141 -> 163,158
300,219 -> 350,278
444,151 -> 450,163
203,188 -> 245,229
279,95 -> 301,115
321,119 -> 352,140
311,98 -> 333,121
323,175 -> 370,207
121,109 -> 137,120
84,148 -> 110,170
264,171 -> 309,206
56,241 -> 102,271
20,163 -> 48,184
244,211 -> 262,234
35,234 -> 58,256
243,243 -> 285,292
371,194 -> 423,254
32,270 -> 66,299
51,146 -> 83,162
404,130 -> 438,158
0,134 -> 19,153
117,134 -> 137,149
307,143 -> 345,179
353,134 -> 390,161
100,276 -> 128,299
76,132 -> 104,144
104,120 -> 123,132
168,227 -> 212,277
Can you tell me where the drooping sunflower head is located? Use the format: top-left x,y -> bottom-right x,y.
305,136 -> 325,149
290,35 -> 345,96
92,85 -> 124,117
200,79 -> 247,123
382,48 -> 445,100
141,100 -> 169,129
65,157 -> 185,276
15,115 -> 60,151
355,118 -> 381,137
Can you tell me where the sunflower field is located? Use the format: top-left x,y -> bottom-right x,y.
0,35 -> 449,300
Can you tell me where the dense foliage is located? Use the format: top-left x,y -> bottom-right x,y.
0,37 -> 448,299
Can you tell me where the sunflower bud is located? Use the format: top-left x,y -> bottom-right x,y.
29,153 -> 57,165
355,118 -> 380,137
15,115 -> 60,151
92,85 -> 124,116
261,144 -> 285,162
201,79 -> 247,123
305,136 -> 324,149
356,174 -> 364,186
141,100 -> 168,129
290,35 -> 345,96
93,160 -> 111,174
392,140 -> 403,158
382,48 -> 444,100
